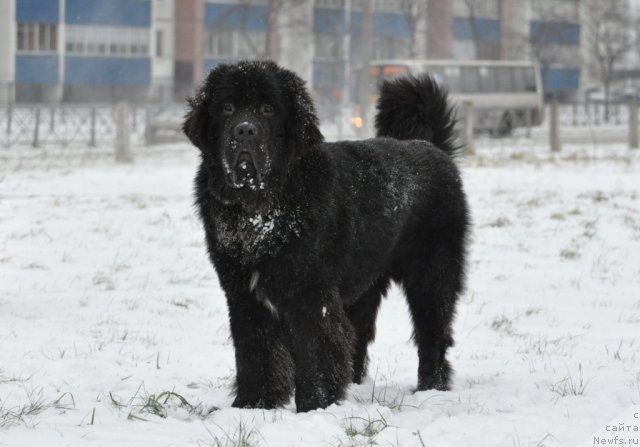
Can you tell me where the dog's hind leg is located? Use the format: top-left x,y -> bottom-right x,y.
346,277 -> 388,384
397,229 -> 466,392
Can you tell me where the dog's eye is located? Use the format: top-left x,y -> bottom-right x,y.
223,103 -> 235,115
261,104 -> 274,116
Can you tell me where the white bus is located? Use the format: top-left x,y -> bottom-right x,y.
365,59 -> 544,135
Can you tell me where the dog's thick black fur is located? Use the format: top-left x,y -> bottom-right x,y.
184,60 -> 469,412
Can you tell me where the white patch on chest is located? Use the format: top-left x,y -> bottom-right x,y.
249,271 -> 260,292
255,288 -> 278,318
261,296 -> 278,318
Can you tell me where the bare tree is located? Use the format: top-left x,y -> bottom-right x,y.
208,0 -> 281,60
584,0 -> 637,120
400,0 -> 428,59
266,0 -> 279,60
207,1 -> 268,58
509,1 -> 577,98
461,0 -> 500,59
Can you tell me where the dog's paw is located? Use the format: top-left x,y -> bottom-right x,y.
417,361 -> 452,392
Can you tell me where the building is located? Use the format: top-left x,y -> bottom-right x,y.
0,0 -> 173,103
173,0 -> 415,104
172,0 -> 584,102
0,0 -> 592,104
0,0 -> 16,103
427,0 -> 581,100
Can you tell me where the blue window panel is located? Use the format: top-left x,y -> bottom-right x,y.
373,12 -> 411,38
17,0 -> 59,24
453,17 -> 500,42
315,9 -> 410,38
205,4 -> 268,31
65,57 -> 151,86
530,21 -> 580,46
314,8 -> 345,34
15,55 -> 59,84
543,68 -> 580,91
66,0 -> 151,27
351,11 -> 412,39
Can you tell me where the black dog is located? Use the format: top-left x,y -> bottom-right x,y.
183,60 -> 469,412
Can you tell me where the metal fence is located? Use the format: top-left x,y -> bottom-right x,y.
0,103 -> 186,149
1,101 -> 636,150
557,102 -> 630,127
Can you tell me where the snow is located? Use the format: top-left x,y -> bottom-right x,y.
1,142 -> 639,446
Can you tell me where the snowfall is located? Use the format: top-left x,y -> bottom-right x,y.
1,137 -> 639,447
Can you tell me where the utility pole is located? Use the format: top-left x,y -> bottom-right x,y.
267,0 -> 279,61
357,0 -> 373,137
338,0 -> 351,140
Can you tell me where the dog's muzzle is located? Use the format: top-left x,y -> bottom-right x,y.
225,121 -> 265,189
232,150 -> 260,187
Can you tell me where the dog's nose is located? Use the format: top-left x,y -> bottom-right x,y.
234,122 -> 258,142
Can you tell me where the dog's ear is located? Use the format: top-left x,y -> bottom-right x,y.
277,68 -> 324,158
183,91 -> 209,149
183,66 -> 224,149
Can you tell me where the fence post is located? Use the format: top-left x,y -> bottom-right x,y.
144,106 -> 152,146
550,100 -> 561,153
463,101 -> 475,156
629,100 -> 638,149
89,107 -> 97,148
32,107 -> 41,149
115,102 -> 133,163
132,105 -> 138,131
6,103 -> 12,138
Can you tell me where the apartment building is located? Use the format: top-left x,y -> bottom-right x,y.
0,0 -> 173,102
0,0 -> 593,103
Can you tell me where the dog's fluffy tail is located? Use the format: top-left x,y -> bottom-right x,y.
375,75 -> 459,157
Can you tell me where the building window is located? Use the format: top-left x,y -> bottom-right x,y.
371,36 -> 410,60
66,25 -> 150,57
204,29 -> 266,58
238,31 -> 266,57
17,23 -> 58,53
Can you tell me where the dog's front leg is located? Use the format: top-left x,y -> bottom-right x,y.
227,293 -> 294,409
285,292 -> 354,412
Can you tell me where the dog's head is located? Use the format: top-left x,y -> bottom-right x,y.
184,60 -> 323,210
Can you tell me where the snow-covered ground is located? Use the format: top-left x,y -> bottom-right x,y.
1,143 -> 639,447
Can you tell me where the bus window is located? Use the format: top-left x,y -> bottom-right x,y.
523,67 -> 537,92
495,67 -> 514,92
478,66 -> 498,93
443,66 -> 461,92
461,66 -> 480,93
512,67 -> 526,92
421,66 -> 445,86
